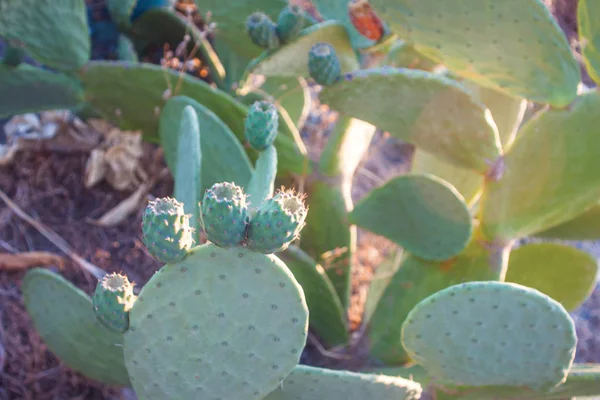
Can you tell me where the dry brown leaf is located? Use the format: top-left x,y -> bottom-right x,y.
84,148 -> 108,188
90,182 -> 151,226
0,251 -> 64,271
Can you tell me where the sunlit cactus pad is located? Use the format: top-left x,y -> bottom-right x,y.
22,268 -> 130,387
534,202 -> 600,241
480,91 -> 600,241
263,365 -> 423,400
0,64 -> 85,118
578,0 -> 600,85
319,67 -> 501,172
0,0 -> 90,71
367,0 -> 580,106
401,281 -> 576,391
350,174 -> 472,261
123,243 -> 309,400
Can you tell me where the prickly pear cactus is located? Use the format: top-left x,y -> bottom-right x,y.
348,0 -> 386,42
247,12 -> 280,49
92,272 -> 137,333
264,365 -> 423,400
246,188 -> 308,254
401,281 -> 577,391
578,0 -> 600,85
123,243 -> 309,400
200,182 -> 250,247
141,197 -> 194,263
276,4 -> 306,43
247,145 -> 278,211
22,268 -> 130,386
308,42 -> 342,86
534,202 -> 600,241
245,100 -> 280,151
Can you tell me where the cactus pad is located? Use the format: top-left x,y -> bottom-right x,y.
201,182 -> 250,247
22,268 -> 130,386
401,281 -> 577,390
480,91 -> 600,241
141,197 -> 194,263
123,243 -> 309,400
246,12 -> 280,49
2,44 -> 26,67
350,174 -> 472,261
247,145 -> 278,211
367,237 -> 505,364
506,243 -> 598,311
534,202 -> 600,240
264,365 -> 423,400
319,67 -> 501,172
244,101 -> 279,151
92,272 -> 137,333
383,40 -> 439,71
107,0 -> 138,28
159,96 -> 253,197
308,42 -> 342,86
0,0 -> 90,71
250,22 -> 359,78
276,4 -> 306,43
247,189 -> 308,254
0,64 -> 84,118
578,0 -> 600,85
279,246 -> 348,346
367,0 -> 580,106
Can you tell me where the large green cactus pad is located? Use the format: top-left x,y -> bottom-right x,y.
123,243 -> 308,400
22,268 -> 130,387
578,0 -> 600,85
279,245 -> 348,346
350,174 -> 473,261
411,150 -> 482,205
160,96 -> 253,194
383,40 -> 439,71
534,202 -> 600,240
319,67 -> 501,172
433,363 -> 600,399
0,0 -> 90,71
368,0 -> 580,106
367,237 -> 505,364
249,21 -> 359,77
0,64 -> 85,118
505,243 -> 598,311
362,248 -> 403,326
480,91 -> 600,241
402,281 -> 576,391
263,365 -> 423,400
362,364 -> 430,387
79,61 -> 307,176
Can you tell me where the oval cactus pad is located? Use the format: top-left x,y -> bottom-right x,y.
123,243 -> 309,400
534,202 -> 600,241
480,91 -> 600,241
319,67 -> 501,172
401,281 -> 577,391
250,22 -> 359,77
22,268 -> 130,386
350,174 -> 472,261
264,365 -> 423,400
368,0 -> 580,106
578,0 -> 600,85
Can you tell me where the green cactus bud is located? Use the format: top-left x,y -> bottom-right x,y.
244,100 -> 279,151
247,189 -> 308,254
276,5 -> 306,44
246,12 -> 280,49
200,182 -> 249,247
141,197 -> 194,264
92,272 -> 136,333
308,42 -> 341,86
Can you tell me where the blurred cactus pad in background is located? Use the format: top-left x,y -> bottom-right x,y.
2,0 -> 600,399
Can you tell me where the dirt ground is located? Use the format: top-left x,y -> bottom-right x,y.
0,0 -> 593,399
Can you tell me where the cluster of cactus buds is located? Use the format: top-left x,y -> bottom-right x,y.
246,5 -> 307,49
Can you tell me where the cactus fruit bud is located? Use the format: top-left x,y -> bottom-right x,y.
308,43 -> 342,86
246,188 -> 308,254
244,101 -> 279,151
92,273 -> 136,333
200,182 -> 250,247
246,12 -> 280,49
141,197 -> 194,264
348,0 -> 385,42
276,5 -> 306,43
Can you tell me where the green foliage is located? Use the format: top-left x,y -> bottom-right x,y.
534,202 -> 600,240
578,0 -> 600,85
22,269 -> 130,386
107,0 -> 138,29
